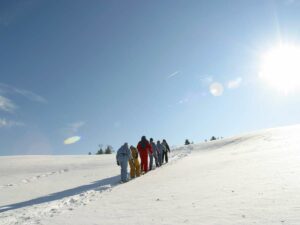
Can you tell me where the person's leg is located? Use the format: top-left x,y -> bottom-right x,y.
165,152 -> 168,163
135,160 -> 141,177
159,153 -> 162,166
121,160 -> 128,182
154,155 -> 158,167
129,160 -> 135,178
149,155 -> 153,170
162,152 -> 165,164
140,154 -> 144,173
144,155 -> 148,173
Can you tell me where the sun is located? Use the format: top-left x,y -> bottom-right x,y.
259,44 -> 300,95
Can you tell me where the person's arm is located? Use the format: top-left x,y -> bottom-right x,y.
166,144 -> 171,152
116,151 -> 120,165
148,143 -> 153,154
128,147 -> 133,160
137,144 -> 142,155
154,145 -> 158,159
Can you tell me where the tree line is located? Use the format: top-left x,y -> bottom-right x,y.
185,136 -> 223,145
88,145 -> 113,155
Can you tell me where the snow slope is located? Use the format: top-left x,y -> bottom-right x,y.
1,124 -> 300,225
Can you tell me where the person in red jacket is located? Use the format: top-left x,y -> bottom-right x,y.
137,136 -> 152,174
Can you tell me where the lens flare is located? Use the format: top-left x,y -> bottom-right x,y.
210,82 -> 224,96
64,136 -> 81,145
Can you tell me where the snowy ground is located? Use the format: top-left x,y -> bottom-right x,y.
1,124 -> 300,225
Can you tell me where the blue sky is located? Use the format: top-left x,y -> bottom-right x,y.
1,0 -> 300,155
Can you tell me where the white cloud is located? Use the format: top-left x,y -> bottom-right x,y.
227,77 -> 242,89
0,95 -> 17,112
69,121 -> 86,133
62,121 -> 86,136
0,118 -> 24,128
167,71 -> 180,79
0,83 -> 46,103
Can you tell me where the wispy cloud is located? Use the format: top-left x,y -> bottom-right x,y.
199,75 -> 213,86
69,121 -> 86,133
0,83 -> 46,103
0,95 -> 17,112
62,121 -> 86,136
167,71 -> 180,79
178,98 -> 189,105
0,118 -> 24,128
227,77 -> 242,89
175,91 -> 208,106
14,88 -> 47,103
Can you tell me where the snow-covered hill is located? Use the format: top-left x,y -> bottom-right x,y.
1,124 -> 300,225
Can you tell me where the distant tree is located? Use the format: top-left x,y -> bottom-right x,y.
96,144 -> 104,155
88,152 -> 92,155
210,136 -> 217,141
105,145 -> 113,154
204,139 -> 207,142
185,139 -> 191,145
96,149 -> 104,155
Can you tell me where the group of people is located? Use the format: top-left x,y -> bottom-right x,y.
116,136 -> 171,183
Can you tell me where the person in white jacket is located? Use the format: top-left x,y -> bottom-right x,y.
116,143 -> 132,183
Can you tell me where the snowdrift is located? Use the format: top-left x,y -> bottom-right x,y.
1,124 -> 300,225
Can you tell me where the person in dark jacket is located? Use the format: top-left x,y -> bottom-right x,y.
137,136 -> 152,173
149,138 -> 158,170
162,139 -> 171,163
156,140 -> 165,166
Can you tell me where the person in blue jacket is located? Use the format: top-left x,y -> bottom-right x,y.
116,143 -> 132,183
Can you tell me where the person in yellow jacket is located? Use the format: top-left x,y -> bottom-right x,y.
129,145 -> 141,178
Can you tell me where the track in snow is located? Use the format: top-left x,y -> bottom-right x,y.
0,148 -> 192,225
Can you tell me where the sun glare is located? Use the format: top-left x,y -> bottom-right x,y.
259,44 -> 300,95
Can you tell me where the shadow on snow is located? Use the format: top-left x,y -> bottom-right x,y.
0,175 -> 120,213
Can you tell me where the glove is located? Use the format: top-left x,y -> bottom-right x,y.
117,161 -> 120,166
